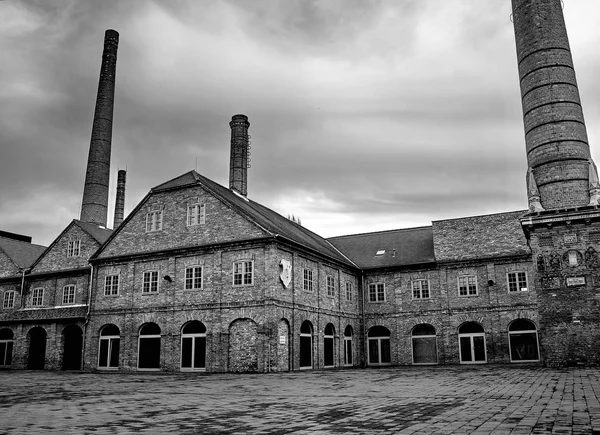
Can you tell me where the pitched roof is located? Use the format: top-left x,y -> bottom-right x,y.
0,236 -> 46,269
149,171 -> 354,266
74,220 -> 113,244
327,226 -> 435,269
432,210 -> 530,262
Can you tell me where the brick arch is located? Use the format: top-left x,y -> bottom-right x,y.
502,311 -> 539,330
228,318 -> 259,373
451,315 -> 493,332
403,318 -> 443,336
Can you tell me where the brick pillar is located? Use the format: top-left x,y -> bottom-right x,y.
512,0 -> 590,209
229,114 -> 250,196
113,169 -> 126,228
81,29 -> 119,226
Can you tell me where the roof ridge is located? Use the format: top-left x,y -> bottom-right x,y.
328,225 -> 433,240
0,235 -> 46,249
432,209 -> 528,223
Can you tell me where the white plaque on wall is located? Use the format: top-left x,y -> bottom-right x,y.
279,259 -> 292,288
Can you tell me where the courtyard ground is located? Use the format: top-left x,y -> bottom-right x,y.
1,366 -> 600,434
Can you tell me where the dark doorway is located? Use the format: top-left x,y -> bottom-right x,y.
27,327 -> 47,370
324,323 -> 335,368
62,325 -> 83,370
299,321 -> 313,369
138,323 -> 161,370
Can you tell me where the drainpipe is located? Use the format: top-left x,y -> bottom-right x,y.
361,270 -> 366,368
81,263 -> 94,370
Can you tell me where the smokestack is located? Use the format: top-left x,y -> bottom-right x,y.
229,114 -> 250,196
113,169 -> 126,228
80,29 -> 119,226
512,0 -> 590,209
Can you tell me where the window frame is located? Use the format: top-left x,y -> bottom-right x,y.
345,282 -> 353,302
233,260 -> 253,287
303,268 -> 313,292
66,239 -> 81,258
31,288 -> 44,307
3,291 -> 15,309
62,285 -> 76,305
326,275 -> 335,297
458,275 -> 478,297
187,203 -> 206,226
104,274 -> 120,296
507,271 -> 528,293
368,283 -> 385,302
412,279 -> 430,300
142,271 -> 159,293
185,266 -> 203,290
145,211 -> 163,233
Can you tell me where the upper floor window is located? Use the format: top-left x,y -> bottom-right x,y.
32,288 -> 44,307
143,271 -> 159,293
412,279 -> 430,299
67,240 -> 81,257
187,204 -> 206,226
105,275 -> 119,296
303,268 -> 313,292
3,291 -> 15,309
458,275 -> 478,297
345,282 -> 353,302
368,283 -> 385,302
185,266 -> 203,290
233,261 -> 253,286
62,285 -> 76,305
508,272 -> 528,292
326,276 -> 335,297
146,211 -> 163,232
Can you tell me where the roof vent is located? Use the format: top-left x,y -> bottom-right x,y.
376,250 -> 386,256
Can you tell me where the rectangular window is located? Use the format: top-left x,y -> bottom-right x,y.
326,276 -> 335,297
32,288 -> 44,307
62,285 -> 76,305
303,268 -> 313,292
412,279 -> 430,299
3,291 -> 15,309
67,240 -> 81,257
345,282 -> 353,301
458,275 -> 478,296
143,271 -> 159,293
185,266 -> 203,290
104,275 -> 119,296
233,261 -> 253,286
508,272 -> 528,292
187,204 -> 206,226
146,211 -> 163,232
368,283 -> 385,302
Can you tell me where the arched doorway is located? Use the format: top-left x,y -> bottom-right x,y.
229,319 -> 258,372
0,328 -> 14,369
62,325 -> 83,370
324,323 -> 335,368
343,326 -> 353,366
27,327 -> 47,369
508,319 -> 540,362
181,321 -> 206,371
458,322 -> 486,364
98,324 -> 120,369
412,324 -> 438,364
367,326 -> 391,366
299,321 -> 313,369
138,323 -> 161,370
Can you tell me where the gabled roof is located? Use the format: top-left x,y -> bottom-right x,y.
0,236 -> 46,270
432,210 -> 530,262
75,220 -> 113,244
328,226 -> 435,269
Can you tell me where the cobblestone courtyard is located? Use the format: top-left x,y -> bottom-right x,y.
1,366 -> 600,434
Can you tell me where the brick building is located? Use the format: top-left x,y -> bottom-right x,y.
1,0 -> 599,371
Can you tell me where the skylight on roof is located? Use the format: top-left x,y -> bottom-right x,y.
376,250 -> 385,256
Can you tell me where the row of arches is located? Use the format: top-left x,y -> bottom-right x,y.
299,321 -> 354,369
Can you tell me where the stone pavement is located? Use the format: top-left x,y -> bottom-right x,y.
1,366 -> 600,434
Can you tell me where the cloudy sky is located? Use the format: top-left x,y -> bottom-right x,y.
2,0 -> 600,247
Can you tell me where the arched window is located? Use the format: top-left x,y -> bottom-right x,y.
412,324 -> 437,364
0,328 -> 14,368
98,324 -> 120,370
458,322 -> 486,364
300,321 -> 313,369
324,324 -> 335,368
508,319 -> 539,362
343,326 -> 353,366
138,323 -> 161,370
27,327 -> 47,370
181,321 -> 206,371
367,326 -> 391,366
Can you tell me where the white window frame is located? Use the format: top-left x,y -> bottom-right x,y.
146,211 -> 163,233
104,274 -> 120,296
3,291 -> 15,309
98,335 -> 120,370
412,279 -> 430,299
187,203 -> 206,226
303,268 -> 313,292
345,282 -> 353,302
326,276 -> 335,297
368,283 -> 385,302
142,271 -> 159,293
62,285 -> 76,305
508,321 -> 540,363
507,271 -> 528,293
458,275 -> 478,297
185,266 -> 203,290
233,260 -> 253,286
67,239 -> 81,258
31,288 -> 44,307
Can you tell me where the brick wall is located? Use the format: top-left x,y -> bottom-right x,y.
33,224 -> 100,273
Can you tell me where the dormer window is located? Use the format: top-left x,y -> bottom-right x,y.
67,240 -> 81,257
187,203 -> 206,226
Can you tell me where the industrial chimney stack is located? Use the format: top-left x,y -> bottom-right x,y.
80,29 -> 119,226
113,169 -> 126,228
229,114 -> 250,196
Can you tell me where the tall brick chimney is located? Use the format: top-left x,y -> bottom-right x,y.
512,0 -> 590,210
80,29 -> 119,226
113,169 -> 126,228
229,114 -> 250,196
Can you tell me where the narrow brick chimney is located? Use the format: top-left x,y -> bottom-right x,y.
80,29 -> 119,226
113,169 -> 126,228
229,114 -> 250,196
512,0 -> 590,209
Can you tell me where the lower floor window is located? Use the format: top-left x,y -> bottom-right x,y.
508,319 -> 539,362
0,329 -> 14,368
367,326 -> 391,365
98,324 -> 120,369
181,321 -> 206,371
412,324 -> 437,364
458,322 -> 486,364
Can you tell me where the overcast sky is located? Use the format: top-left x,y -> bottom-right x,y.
2,0 -> 600,247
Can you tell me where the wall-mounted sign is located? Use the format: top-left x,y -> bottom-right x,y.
564,234 -> 577,244
566,276 -> 586,287
279,259 -> 292,288
279,335 -> 286,345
